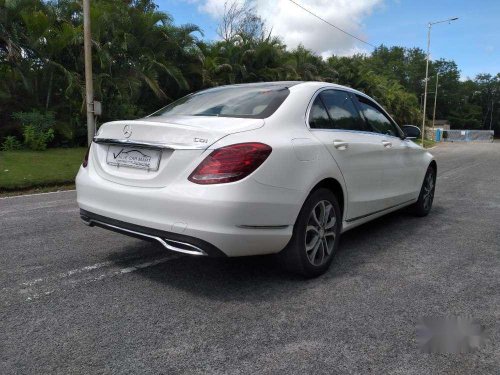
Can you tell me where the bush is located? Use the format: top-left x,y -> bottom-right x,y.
1,136 -> 23,151
12,110 -> 56,151
22,125 -> 55,151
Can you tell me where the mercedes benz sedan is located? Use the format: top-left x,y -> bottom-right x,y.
76,81 -> 436,277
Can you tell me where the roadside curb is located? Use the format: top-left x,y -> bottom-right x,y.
0,189 -> 76,199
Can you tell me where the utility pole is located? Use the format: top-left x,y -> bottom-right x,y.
422,17 -> 458,145
83,0 -> 95,146
432,72 -> 439,128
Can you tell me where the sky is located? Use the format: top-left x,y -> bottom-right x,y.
156,0 -> 500,79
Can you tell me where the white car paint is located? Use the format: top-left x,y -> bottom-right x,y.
76,81 -> 434,257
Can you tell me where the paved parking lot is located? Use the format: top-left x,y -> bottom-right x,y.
1,142 -> 499,374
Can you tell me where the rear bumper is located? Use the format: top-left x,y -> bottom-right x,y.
80,209 -> 226,257
76,164 -> 301,256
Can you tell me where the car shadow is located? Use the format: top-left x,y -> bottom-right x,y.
102,206 -> 436,302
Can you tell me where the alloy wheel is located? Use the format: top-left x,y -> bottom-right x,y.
305,200 -> 336,266
422,170 -> 435,211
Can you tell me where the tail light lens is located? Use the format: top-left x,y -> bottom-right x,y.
188,142 -> 272,184
82,145 -> 91,168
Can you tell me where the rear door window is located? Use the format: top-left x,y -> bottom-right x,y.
318,90 -> 366,131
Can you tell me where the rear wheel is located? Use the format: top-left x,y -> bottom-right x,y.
411,165 -> 436,217
279,188 -> 341,277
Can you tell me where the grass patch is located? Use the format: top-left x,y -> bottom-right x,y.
412,139 -> 437,148
0,148 -> 86,191
0,184 -> 75,198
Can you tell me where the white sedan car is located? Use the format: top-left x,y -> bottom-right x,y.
77,81 -> 436,277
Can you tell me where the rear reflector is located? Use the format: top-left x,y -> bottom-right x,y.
188,142 -> 272,184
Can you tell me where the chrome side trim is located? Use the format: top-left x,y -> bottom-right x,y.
93,137 -> 207,150
88,219 -> 207,256
345,198 -> 415,223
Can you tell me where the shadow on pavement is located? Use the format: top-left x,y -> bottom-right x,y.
100,204 -> 439,302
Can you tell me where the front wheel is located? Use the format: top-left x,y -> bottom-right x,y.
411,165 -> 436,217
279,188 -> 341,278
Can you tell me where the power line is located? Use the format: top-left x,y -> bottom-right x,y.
287,0 -> 377,49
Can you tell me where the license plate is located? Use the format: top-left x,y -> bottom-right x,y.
106,145 -> 161,171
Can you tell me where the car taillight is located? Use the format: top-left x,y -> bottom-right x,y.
82,145 -> 91,168
188,142 -> 272,184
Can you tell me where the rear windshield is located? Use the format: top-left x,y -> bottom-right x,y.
149,85 -> 290,119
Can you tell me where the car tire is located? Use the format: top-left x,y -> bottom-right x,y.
411,165 -> 436,217
279,188 -> 341,278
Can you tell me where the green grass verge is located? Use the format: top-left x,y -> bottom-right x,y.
0,148 -> 87,191
412,139 -> 437,148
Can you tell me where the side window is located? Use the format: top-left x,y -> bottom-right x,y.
356,96 -> 400,137
319,90 -> 365,131
308,96 -> 332,129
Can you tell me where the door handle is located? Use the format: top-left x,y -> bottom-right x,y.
333,140 -> 348,150
382,140 -> 392,148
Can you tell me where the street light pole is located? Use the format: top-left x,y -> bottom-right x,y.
422,23 -> 431,144
421,17 -> 458,145
420,92 -> 435,111
83,0 -> 95,146
432,72 -> 439,128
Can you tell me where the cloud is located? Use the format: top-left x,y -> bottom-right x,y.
193,0 -> 238,18
190,0 -> 383,56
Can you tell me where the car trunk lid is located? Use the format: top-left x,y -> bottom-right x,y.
91,116 -> 264,188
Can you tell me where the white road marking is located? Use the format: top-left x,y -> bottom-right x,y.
119,257 -> 173,274
20,259 -> 120,287
3,254 -> 180,303
0,189 -> 76,200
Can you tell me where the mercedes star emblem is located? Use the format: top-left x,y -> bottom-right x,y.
123,125 -> 132,138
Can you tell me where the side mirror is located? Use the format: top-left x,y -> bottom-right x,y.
402,125 -> 421,139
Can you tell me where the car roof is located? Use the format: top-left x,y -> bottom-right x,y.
201,81 -> 369,98
200,81 -> 304,92
291,81 -> 370,97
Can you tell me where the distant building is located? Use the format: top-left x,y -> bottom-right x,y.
431,120 -> 451,130
425,120 -> 450,141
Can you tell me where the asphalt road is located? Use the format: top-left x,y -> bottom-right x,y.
1,142 -> 499,374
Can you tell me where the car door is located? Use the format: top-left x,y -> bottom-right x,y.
308,89 -> 390,221
354,94 -> 420,207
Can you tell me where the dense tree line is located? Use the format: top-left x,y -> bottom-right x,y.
1,0 -> 498,147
